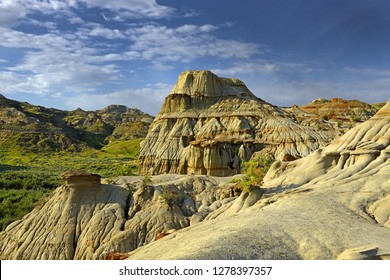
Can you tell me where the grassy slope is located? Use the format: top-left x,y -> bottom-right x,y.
0,138 -> 143,231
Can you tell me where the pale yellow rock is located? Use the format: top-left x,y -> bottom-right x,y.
124,100 -> 390,260
139,70 -> 327,176
0,179 -> 129,260
0,173 -> 245,259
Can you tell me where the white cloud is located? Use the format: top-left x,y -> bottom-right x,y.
0,0 -> 27,27
68,16 -> 84,24
80,0 -> 175,19
344,67 -> 390,77
0,27 -> 121,95
246,74 -> 390,107
0,0 -> 174,27
126,24 -> 260,64
72,22 -> 261,65
211,60 -> 311,76
20,18 -> 57,30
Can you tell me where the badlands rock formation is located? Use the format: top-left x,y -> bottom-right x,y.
124,100 -> 390,260
139,70 -> 327,176
283,98 -> 378,139
1,101 -> 389,260
0,172 -> 251,259
299,98 -> 377,121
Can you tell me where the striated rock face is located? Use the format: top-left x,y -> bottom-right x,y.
0,173 -> 129,260
126,100 -> 390,260
299,98 -> 377,121
0,173 -> 251,259
282,98 -> 379,140
2,101 -> 389,260
139,70 -> 327,176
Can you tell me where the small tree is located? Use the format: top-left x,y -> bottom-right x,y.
161,186 -> 179,208
351,114 -> 361,122
141,175 -> 152,188
321,114 -> 329,121
237,154 -> 274,193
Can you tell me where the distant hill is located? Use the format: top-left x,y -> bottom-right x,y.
0,95 -> 153,153
282,97 -> 380,139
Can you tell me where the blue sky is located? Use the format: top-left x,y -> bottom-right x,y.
0,0 -> 389,115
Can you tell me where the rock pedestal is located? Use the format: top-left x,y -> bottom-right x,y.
61,171 -> 101,188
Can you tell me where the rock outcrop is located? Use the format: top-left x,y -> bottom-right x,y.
139,70 -> 327,176
299,98 -> 377,121
283,98 -> 379,139
1,102 -> 388,260
123,100 -> 390,260
0,172 -> 251,259
0,95 -> 153,152
0,172 -> 129,259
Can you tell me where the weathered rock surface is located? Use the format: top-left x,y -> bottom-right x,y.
0,172 -> 251,259
0,172 -> 130,259
139,70 -> 327,176
1,101 -> 389,260
124,100 -> 390,260
283,98 -> 379,140
299,98 -> 378,121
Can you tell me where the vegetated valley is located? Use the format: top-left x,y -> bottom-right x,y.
0,94 -> 152,230
0,71 -> 389,260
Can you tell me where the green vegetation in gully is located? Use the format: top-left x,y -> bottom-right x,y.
0,138 -> 143,231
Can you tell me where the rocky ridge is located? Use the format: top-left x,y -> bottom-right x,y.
124,100 -> 390,260
0,99 -> 388,259
283,98 -> 378,139
0,172 -> 251,259
139,70 -> 328,176
0,95 -> 153,152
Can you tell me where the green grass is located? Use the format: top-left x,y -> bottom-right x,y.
0,137 -> 143,231
0,188 -> 51,230
102,138 -> 143,157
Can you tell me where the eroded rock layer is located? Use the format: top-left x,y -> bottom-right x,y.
139,70 -> 327,176
1,102 -> 389,260
0,173 -> 250,259
125,100 -> 390,260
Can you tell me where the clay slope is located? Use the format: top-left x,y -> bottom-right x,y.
1,102 -> 388,260
0,171 -> 248,259
283,98 -> 378,140
0,172 -> 130,259
125,100 -> 390,260
299,97 -> 377,121
139,70 -> 327,176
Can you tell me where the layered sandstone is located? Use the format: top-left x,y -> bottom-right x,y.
1,101 -> 388,260
139,70 -> 327,176
0,172 -> 248,259
125,100 -> 390,260
283,98 -> 379,139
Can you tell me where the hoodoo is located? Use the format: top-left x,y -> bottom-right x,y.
139,70 -> 327,176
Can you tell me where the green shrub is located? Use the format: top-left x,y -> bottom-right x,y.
237,154 -> 274,193
126,183 -> 136,194
141,175 -> 152,187
0,188 -> 51,230
161,186 -> 179,208
351,115 -> 361,122
321,115 -> 329,121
